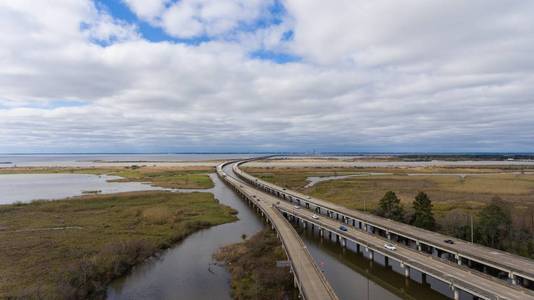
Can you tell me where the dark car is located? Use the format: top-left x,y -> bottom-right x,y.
444,239 -> 455,244
339,225 -> 348,232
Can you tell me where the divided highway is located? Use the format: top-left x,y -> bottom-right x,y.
231,159 -> 534,300
218,162 -> 339,300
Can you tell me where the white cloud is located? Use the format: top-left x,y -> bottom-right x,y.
122,0 -> 170,22
0,0 -> 534,153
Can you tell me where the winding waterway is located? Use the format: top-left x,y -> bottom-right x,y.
106,173 -> 264,299
108,166 -> 454,299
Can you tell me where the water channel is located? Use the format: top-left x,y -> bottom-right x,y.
108,166 -> 452,299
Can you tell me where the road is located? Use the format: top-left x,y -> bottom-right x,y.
220,162 -> 339,300
236,161 -> 534,284
229,161 -> 534,300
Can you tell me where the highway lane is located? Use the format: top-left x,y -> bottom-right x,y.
220,163 -> 339,300
236,162 -> 534,284
227,163 -> 534,300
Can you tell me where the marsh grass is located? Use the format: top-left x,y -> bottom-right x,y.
214,229 -> 297,300
0,191 -> 237,298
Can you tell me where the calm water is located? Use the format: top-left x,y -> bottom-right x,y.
107,167 -> 452,300
106,172 -> 264,299
305,173 -> 390,188
0,174 -> 162,204
0,154 -> 262,167
298,227 -> 451,300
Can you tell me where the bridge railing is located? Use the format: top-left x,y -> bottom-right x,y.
233,161 -> 534,285
217,162 -> 339,300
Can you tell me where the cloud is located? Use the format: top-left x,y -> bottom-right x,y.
123,0 -> 275,39
0,0 -> 534,153
122,0 -> 170,22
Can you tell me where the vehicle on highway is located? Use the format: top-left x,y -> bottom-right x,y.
312,214 -> 319,220
339,225 -> 348,231
444,239 -> 455,244
294,205 -> 300,209
384,243 -> 396,251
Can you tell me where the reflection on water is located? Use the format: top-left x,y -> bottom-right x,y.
297,226 -> 450,300
106,173 -> 264,300
107,170 -> 453,300
0,174 -> 162,205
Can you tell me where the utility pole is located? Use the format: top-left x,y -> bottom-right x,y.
470,214 -> 474,244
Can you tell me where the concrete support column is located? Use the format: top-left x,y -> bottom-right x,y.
365,247 -> 373,260
452,287 -> 460,300
303,221 -> 307,229
400,262 -> 409,277
341,238 -> 346,248
416,241 -> 422,251
455,254 -> 462,265
386,231 -> 391,240
510,272 -> 517,285
319,228 -> 324,238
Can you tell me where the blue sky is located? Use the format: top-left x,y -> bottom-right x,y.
1,1 -> 534,153
93,0 -> 297,63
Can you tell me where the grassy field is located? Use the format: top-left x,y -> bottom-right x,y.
243,166 -> 534,226
0,191 -> 237,298
214,229 -> 297,300
0,166 -> 215,189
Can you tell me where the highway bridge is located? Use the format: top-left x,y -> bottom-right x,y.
217,162 -> 339,300
229,159 -> 534,300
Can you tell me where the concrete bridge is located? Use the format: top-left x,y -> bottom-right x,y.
217,162 -> 339,300
231,159 -> 534,300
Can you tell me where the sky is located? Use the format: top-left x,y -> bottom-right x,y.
1,0 -> 534,153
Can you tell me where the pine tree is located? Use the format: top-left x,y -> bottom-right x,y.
376,191 -> 404,222
411,192 -> 436,230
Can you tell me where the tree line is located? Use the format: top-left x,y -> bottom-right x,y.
374,191 -> 533,258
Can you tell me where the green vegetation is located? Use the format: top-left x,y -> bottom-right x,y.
245,166 -> 534,258
411,192 -> 436,230
0,191 -> 237,298
376,191 -> 404,222
214,229 -> 297,300
0,166 -> 215,189
477,197 -> 512,248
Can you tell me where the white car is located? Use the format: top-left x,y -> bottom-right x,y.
384,243 -> 396,251
312,214 -> 319,220
294,205 -> 300,209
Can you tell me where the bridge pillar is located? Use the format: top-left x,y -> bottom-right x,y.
386,231 -> 391,240
400,262 -> 409,277
452,286 -> 460,300
341,238 -> 346,248
416,241 -> 421,251
303,221 -> 307,229
455,254 -> 462,265
319,228 -> 324,237
509,272 -> 517,285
